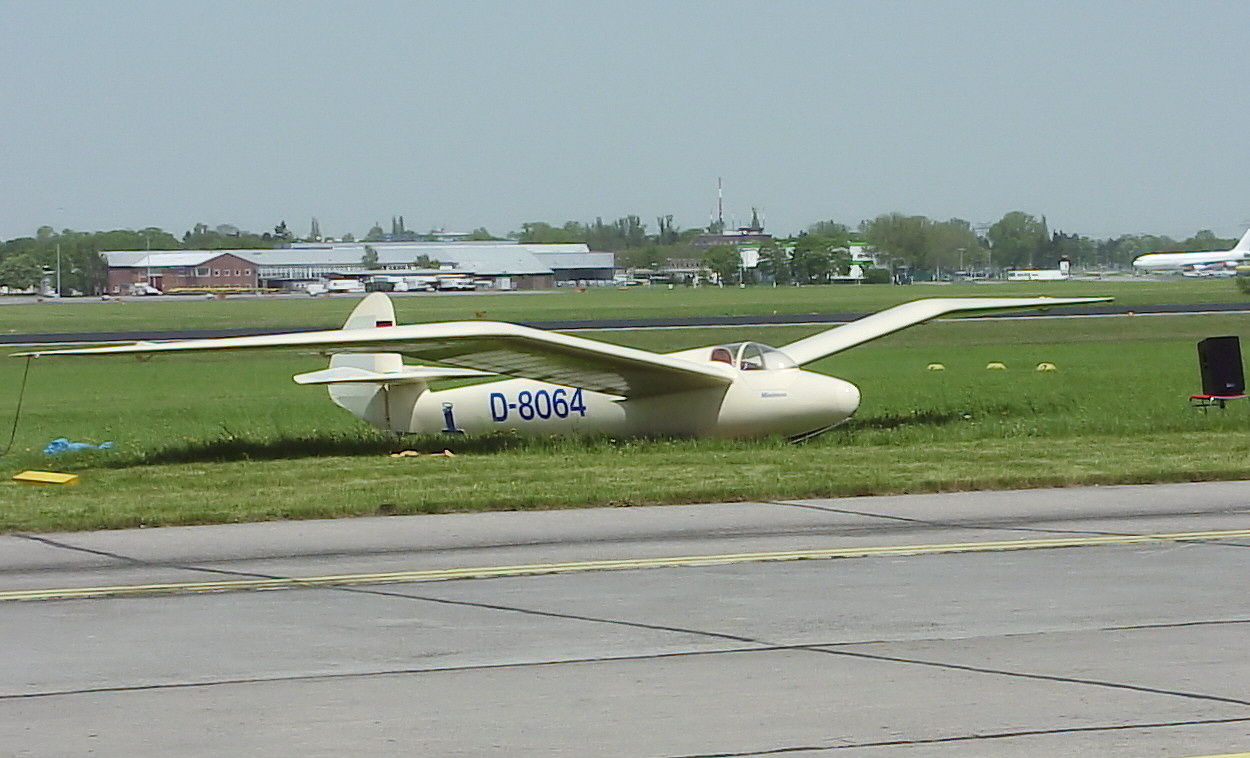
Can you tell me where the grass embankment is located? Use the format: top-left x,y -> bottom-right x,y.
3,294 -> 1250,532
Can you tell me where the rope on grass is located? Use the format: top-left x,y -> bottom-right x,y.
2,355 -> 33,457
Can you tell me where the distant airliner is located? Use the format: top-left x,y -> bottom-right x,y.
1132,229 -> 1250,275
18,293 -> 1108,441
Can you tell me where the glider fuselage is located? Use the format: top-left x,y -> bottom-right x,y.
360,370 -> 859,439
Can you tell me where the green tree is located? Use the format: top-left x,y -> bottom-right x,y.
805,220 -> 852,246
925,219 -> 981,274
1049,231 -> 1095,269
615,243 -> 666,271
789,235 -> 841,283
987,211 -> 1049,269
582,216 -> 647,250
1176,229 -> 1232,251
701,244 -> 742,285
362,245 -> 380,268
514,221 -> 585,244
0,253 -> 44,290
755,239 -> 791,284
183,223 -> 273,250
1,228 -> 140,295
657,215 -> 679,245
860,213 -> 932,271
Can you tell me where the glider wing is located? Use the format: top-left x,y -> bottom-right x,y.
780,297 -> 1112,366
17,321 -> 733,398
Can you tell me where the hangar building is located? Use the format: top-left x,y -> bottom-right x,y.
104,242 -> 614,293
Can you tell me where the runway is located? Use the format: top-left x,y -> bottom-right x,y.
2,482 -> 1249,756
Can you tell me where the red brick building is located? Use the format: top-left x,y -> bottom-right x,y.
104,251 -> 259,294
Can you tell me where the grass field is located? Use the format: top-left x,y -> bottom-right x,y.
1,276 -> 1247,334
2,282 -> 1249,533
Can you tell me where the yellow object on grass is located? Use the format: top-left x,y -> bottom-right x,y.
12,471 -> 80,485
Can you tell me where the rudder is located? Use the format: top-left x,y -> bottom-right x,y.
328,293 -> 420,430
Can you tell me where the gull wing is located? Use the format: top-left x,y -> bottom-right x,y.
780,297 -> 1112,365
17,321 -> 733,398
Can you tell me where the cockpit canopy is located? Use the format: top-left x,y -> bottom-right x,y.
709,342 -> 798,371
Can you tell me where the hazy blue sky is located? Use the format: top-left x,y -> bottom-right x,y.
3,0 -> 1248,242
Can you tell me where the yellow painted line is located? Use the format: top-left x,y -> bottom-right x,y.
3,528 -> 1249,603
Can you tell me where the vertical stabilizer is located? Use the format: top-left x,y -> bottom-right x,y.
327,293 -> 421,430
342,291 -> 397,329
1233,228 -> 1250,252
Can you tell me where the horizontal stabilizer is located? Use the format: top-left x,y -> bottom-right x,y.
293,365 -> 493,385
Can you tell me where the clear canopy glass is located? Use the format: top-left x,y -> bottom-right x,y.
709,342 -> 797,371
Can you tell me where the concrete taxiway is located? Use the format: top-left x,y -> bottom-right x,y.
2,482 -> 1249,756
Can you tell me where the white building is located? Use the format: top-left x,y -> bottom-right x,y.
265,241 -> 613,290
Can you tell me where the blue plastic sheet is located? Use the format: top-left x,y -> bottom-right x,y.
43,438 -> 114,455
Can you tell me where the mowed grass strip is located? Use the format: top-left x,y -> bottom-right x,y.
2,277 -> 1247,334
2,431 -> 1248,533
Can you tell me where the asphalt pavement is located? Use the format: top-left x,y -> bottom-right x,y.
2,482 -> 1249,756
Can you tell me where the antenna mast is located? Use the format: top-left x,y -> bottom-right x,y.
717,177 -> 724,230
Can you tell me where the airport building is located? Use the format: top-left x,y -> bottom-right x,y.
104,251 -> 259,294
103,242 -> 615,294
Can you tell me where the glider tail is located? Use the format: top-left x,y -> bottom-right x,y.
326,293 -> 423,431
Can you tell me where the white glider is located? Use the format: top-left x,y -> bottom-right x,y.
18,293 -> 1109,440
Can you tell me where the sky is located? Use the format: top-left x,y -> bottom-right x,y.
3,0 -> 1250,243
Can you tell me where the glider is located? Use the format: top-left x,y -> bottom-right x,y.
17,293 -> 1109,440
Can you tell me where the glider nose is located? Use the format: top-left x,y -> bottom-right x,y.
831,377 -> 861,420
783,373 -> 861,441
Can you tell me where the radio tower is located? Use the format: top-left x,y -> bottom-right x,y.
718,177 -> 724,230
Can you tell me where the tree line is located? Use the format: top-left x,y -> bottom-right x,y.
0,213 -> 1239,294
518,212 -> 1239,282
0,224 -> 283,295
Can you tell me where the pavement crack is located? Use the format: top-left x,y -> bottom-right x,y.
333,582 -> 772,645
763,500 -> 1250,545
0,646 -> 771,701
8,536 -> 775,646
660,715 -> 1250,756
9,533 -> 313,582
12,534 -> 154,566
806,646 -> 1250,708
